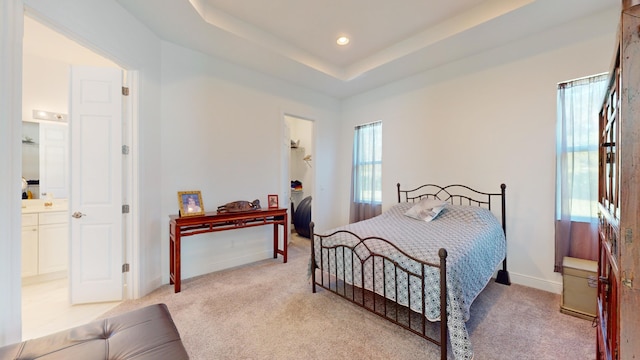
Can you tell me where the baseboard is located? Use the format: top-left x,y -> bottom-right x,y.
508,272 -> 563,294
181,250 -> 274,280
560,306 -> 596,321
139,275 -> 163,299
22,271 -> 67,286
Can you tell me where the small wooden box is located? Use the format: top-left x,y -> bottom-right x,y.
561,256 -> 597,320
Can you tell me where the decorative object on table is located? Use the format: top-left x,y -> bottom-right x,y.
217,199 -> 261,213
268,194 -> 279,209
290,139 -> 300,148
177,190 -> 204,217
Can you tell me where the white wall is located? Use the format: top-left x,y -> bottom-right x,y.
21,15 -> 121,118
339,9 -> 619,293
22,56 -> 68,120
159,41 -> 340,281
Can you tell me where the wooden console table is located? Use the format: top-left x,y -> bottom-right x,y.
169,208 -> 288,293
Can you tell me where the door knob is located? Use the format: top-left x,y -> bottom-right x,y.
71,211 -> 86,218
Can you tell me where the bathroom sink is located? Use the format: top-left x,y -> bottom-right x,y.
21,199 -> 68,213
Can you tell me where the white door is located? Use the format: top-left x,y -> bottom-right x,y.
69,66 -> 123,304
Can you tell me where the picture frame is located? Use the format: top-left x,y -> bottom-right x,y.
267,194 -> 279,209
178,190 -> 205,217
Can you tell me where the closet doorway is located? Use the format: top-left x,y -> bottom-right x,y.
284,115 -> 314,238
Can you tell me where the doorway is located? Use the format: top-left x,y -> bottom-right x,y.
284,115 -> 314,237
21,16 -> 126,339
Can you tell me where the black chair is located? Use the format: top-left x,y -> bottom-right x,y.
293,196 -> 312,238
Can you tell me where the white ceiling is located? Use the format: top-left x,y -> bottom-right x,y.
116,0 -> 617,98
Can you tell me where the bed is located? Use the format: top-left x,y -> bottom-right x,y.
310,183 -> 510,360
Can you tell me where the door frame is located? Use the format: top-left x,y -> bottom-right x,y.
1,3 -> 140,344
1,1 -> 26,346
124,70 -> 139,300
281,112 -> 316,226
22,14 -> 139,300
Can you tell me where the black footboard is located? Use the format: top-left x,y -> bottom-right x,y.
310,223 -> 448,360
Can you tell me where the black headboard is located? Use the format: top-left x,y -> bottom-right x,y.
397,182 -> 510,285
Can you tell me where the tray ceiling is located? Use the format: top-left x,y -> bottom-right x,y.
117,0 -> 618,98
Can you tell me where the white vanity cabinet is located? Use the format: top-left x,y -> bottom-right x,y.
21,214 -> 39,277
38,212 -> 69,274
21,210 -> 68,278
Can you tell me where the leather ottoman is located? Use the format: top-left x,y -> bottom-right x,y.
0,303 -> 188,360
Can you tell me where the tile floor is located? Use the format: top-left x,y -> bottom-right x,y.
21,278 -> 121,340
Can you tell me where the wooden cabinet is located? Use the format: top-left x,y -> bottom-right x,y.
597,3 -> 640,359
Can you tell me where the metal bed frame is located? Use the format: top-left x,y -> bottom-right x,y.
310,183 -> 509,360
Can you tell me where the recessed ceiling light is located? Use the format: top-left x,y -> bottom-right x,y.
336,36 -> 350,46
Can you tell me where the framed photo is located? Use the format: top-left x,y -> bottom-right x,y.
178,190 -> 205,217
268,194 -> 279,209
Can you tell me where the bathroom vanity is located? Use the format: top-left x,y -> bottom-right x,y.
21,199 -> 68,281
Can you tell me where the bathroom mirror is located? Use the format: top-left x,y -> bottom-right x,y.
22,120 -> 69,200
22,121 -> 40,198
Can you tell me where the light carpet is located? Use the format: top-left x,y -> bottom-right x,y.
102,234 -> 595,360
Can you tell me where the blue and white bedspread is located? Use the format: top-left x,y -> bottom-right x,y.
313,203 -> 506,360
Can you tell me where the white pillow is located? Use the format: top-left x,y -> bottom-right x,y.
404,198 -> 447,222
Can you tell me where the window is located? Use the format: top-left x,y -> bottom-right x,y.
350,121 -> 382,222
556,73 -> 607,222
554,73 -> 607,271
352,121 -> 382,203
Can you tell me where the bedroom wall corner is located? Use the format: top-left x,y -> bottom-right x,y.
338,8 -> 617,294
159,40 -> 341,281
